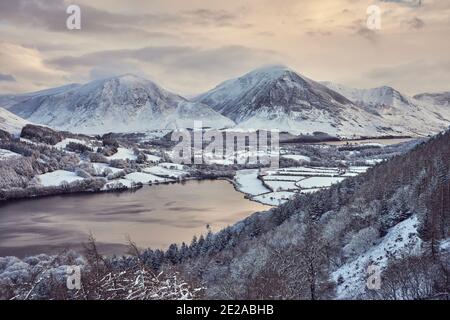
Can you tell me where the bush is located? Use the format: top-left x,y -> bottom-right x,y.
0,129 -> 12,140
89,152 -> 108,163
75,168 -> 91,179
21,125 -> 64,145
343,227 -> 380,258
66,142 -> 93,153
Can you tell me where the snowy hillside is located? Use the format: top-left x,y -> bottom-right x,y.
1,75 -> 234,134
414,91 -> 450,107
0,107 -> 29,135
194,65 -> 419,138
322,82 -> 450,136
0,84 -> 81,110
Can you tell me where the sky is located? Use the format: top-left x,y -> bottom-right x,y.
0,0 -> 449,96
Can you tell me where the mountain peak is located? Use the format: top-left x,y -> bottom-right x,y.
193,65 -> 371,135
93,74 -> 152,86
242,65 -> 298,81
250,64 -> 292,73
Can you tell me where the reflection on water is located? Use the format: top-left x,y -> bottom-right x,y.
0,180 -> 270,257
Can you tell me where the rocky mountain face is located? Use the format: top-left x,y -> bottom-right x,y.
414,91 -> 450,107
194,66 -> 389,136
194,65 -> 442,138
321,82 -> 450,137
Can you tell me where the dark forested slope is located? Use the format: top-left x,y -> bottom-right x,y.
169,131 -> 450,299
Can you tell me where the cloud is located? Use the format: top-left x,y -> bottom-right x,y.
0,0 -> 449,96
306,30 -> 332,37
0,0 -> 243,36
47,45 -> 279,73
183,9 -> 240,27
380,0 -> 423,7
364,59 -> 450,94
0,74 -> 16,82
356,27 -> 379,42
0,42 -> 67,93
45,45 -> 281,94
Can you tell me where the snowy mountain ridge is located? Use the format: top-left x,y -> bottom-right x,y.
321,81 -> 450,137
0,75 -> 234,134
193,65 -> 395,138
2,67 -> 450,137
414,91 -> 450,107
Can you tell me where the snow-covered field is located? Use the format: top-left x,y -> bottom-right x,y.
124,172 -> 171,184
296,176 -> 345,189
107,148 -> 137,161
91,162 -> 123,175
0,148 -> 21,160
202,149 -> 273,166
143,164 -> 187,179
145,154 -> 162,163
37,170 -> 84,187
263,180 -> 299,192
34,160 -> 188,193
234,169 -> 271,196
281,154 -> 311,162
253,191 -> 296,206
234,165 -> 370,205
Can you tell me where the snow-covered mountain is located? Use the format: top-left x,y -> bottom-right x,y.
2,68 -> 450,138
320,82 -> 412,109
193,65 -> 394,137
0,75 -> 234,134
0,107 -> 29,135
321,82 -> 450,136
414,91 -> 450,107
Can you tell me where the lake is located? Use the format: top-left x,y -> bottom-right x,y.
0,180 -> 270,257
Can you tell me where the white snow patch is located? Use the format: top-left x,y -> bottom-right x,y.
263,180 -> 299,192
54,138 -> 88,150
107,148 -> 137,161
143,165 -> 187,179
281,154 -> 311,162
0,148 -> 21,160
296,176 -> 345,189
37,170 -> 84,187
145,154 -> 162,163
91,162 -> 123,175
159,162 -> 185,170
332,215 -> 422,299
234,169 -> 270,196
124,172 -> 171,184
253,191 -> 296,206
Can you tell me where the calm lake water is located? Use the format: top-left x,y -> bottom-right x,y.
0,180 -> 270,257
